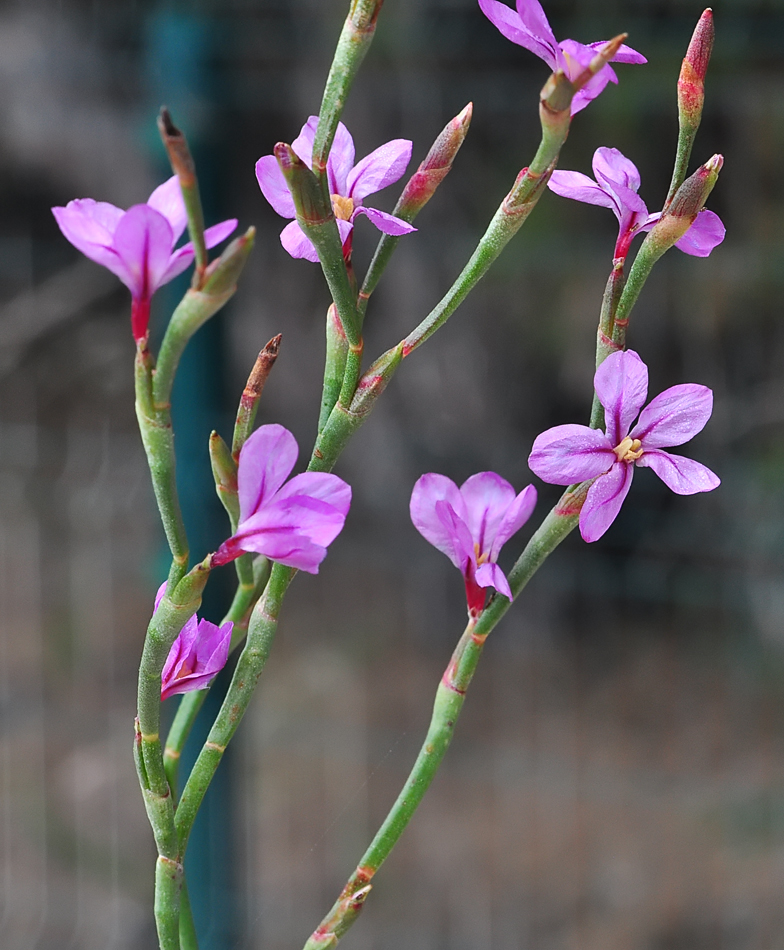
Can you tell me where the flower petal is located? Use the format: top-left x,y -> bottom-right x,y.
514,0 -> 557,47
491,484 -> 538,559
353,206 -> 417,236
204,218 -> 239,250
594,349 -> 649,447
52,201 -> 135,289
436,501 -> 476,574
409,473 -> 470,569
547,170 -> 619,216
478,0 -> 557,69
237,424 -> 298,521
579,461 -> 634,542
587,40 -> 647,65
238,495 -> 347,552
112,204 -> 176,299
231,516 -> 331,573
147,175 -> 188,244
280,220 -> 320,262
326,121 -> 356,196
528,424 -> 615,485
347,139 -> 413,200
475,561 -> 513,601
161,620 -> 232,700
291,116 -> 318,168
636,450 -> 720,495
674,209 -> 725,257
273,472 -> 352,519
256,154 -> 296,218
631,384 -> 713,448
458,472 -> 516,554
592,146 -> 641,193
158,245 -> 196,286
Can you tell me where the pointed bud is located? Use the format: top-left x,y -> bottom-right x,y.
540,33 -> 627,119
678,10 -> 714,127
157,107 -> 196,188
349,0 -> 384,30
209,431 -> 240,528
350,342 -> 403,415
649,154 -> 723,250
232,336 -> 282,460
395,104 -> 472,220
201,226 -> 255,296
274,143 -> 331,227
573,34 -> 628,91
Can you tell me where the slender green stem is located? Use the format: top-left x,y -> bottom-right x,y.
155,855 -> 184,950
179,879 -> 199,950
665,124 -> 698,210
319,305 -> 349,434
589,260 -> 626,428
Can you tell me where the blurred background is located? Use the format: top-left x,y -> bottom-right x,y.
1,0 -> 783,947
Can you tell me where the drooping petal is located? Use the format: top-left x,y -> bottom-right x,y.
478,0 -> 557,68
158,245 -> 196,286
237,424 -> 299,522
547,170 -> 619,214
636,450 -> 720,495
528,424 -> 615,485
326,121 -> 356,196
436,500 -> 476,574
347,139 -> 413,200
255,155 -> 296,218
458,472 -> 516,554
239,494 -> 348,551
280,220 -> 320,262
579,461 -> 634,542
475,561 -> 513,600
147,175 -> 188,244
594,349 -> 649,446
567,60 -> 617,115
631,383 -> 713,448
592,147 -> 642,192
409,473 -> 470,570
112,204 -> 176,300
203,218 -> 239,250
491,484 -> 538,559
52,202 -> 135,288
353,206 -> 417,236
273,471 -> 352,519
673,209 -> 725,257
230,512 -> 334,573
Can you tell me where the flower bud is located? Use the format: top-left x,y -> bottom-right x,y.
395,104 -> 472,220
678,10 -> 714,127
349,0 -> 384,30
649,154 -> 723,250
201,226 -> 255,296
209,431 -> 240,528
350,342 -> 403,415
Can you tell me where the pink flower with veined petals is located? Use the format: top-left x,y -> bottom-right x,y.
256,116 -> 416,262
154,583 -> 233,701
52,176 -> 237,342
548,146 -> 725,259
410,472 -> 537,615
212,424 -> 351,573
528,349 -> 720,542
478,0 -> 646,114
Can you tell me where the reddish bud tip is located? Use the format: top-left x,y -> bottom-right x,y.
678,10 -> 714,124
684,9 -> 714,82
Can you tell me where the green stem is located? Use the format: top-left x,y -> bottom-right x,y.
319,305 -> 349,434
665,122 -> 698,209
589,259 -> 626,428
610,235 -> 667,350
179,879 -> 199,950
155,855 -> 184,950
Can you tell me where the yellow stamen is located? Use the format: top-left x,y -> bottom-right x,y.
331,194 -> 354,221
473,542 -> 489,566
613,436 -> 644,462
174,659 -> 195,681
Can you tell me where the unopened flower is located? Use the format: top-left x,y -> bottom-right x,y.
52,176 -> 237,342
256,116 -> 416,262
528,349 -> 720,542
478,0 -> 646,114
410,472 -> 537,615
212,424 -> 351,573
547,146 -> 725,258
154,583 -> 232,701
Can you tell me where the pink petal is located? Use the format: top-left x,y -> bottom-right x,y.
204,218 -> 239,249
478,0 -> 557,68
273,471 -> 352,518
238,494 -> 347,551
154,582 -> 168,612
558,38 -> 600,79
336,218 -> 354,247
547,171 -> 619,215
579,461 -> 634,542
231,517 -> 331,574
588,40 -> 647,65
458,472 -> 516,554
237,424 -> 298,521
630,384 -> 714,448
514,0 -> 557,47
528,424 -> 615,485
491,484 -> 538,558
475,561 -> 513,600
636,450 -> 720,495
592,147 -> 642,192
112,204 -> 176,299
353,206 -> 416,236
280,220 -> 319,262
52,202 -> 135,289
256,154 -> 296,218
291,116 -> 318,168
161,620 -> 232,700
436,501 -> 476,574
159,245 -> 196,286
147,175 -> 188,244
674,209 -> 725,257
326,121 -> 356,196
409,473 -> 470,569
347,139 -> 413,200
594,349 -> 649,447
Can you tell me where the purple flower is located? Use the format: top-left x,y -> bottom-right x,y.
548,147 -> 725,258
154,583 -> 232,701
410,472 -> 537,615
478,0 -> 646,114
212,424 -> 351,573
528,350 -> 720,543
52,176 -> 237,342
256,116 -> 416,262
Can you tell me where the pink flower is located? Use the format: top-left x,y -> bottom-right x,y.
52,176 -> 237,342
212,425 -> 351,573
548,146 -> 725,259
256,116 -> 416,262
154,583 -> 232,701
410,472 -> 537,615
478,0 -> 646,114
528,350 -> 720,542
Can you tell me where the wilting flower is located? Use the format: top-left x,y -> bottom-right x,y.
154,583 -> 232,701
212,424 -> 351,573
410,472 -> 537,615
478,0 -> 646,114
52,176 -> 237,342
548,146 -> 725,258
528,349 -> 720,542
256,116 -> 416,262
